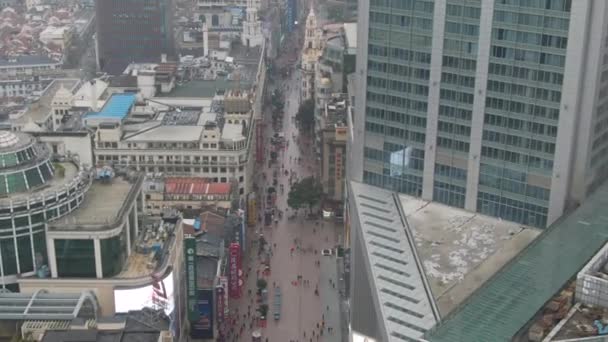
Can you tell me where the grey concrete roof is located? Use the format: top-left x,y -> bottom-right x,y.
221,123 -> 244,141
350,181 -> 440,341
125,125 -> 204,142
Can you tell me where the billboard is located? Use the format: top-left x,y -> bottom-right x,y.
219,276 -> 229,315
228,243 -> 242,299
190,289 -> 214,339
216,285 -> 225,337
184,236 -> 199,320
114,271 -> 175,315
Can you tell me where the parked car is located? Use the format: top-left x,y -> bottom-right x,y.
321,249 -> 333,256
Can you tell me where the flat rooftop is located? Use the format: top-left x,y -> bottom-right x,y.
50,177 -> 135,229
425,181 -> 608,342
399,194 -> 541,315
18,79 -> 80,124
125,125 -> 204,142
166,79 -> 252,98
221,123 -> 245,141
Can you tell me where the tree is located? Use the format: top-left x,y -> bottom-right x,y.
257,278 -> 268,290
287,176 -> 323,213
295,99 -> 315,134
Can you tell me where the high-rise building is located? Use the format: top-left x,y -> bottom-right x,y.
352,0 -> 608,228
95,0 -> 175,75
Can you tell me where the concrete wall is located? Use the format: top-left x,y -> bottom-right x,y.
36,132 -> 94,167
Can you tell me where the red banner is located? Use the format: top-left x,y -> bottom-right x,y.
228,243 -> 242,299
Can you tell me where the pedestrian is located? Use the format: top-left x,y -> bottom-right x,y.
326,305 -> 329,311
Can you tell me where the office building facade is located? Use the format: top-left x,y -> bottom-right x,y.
95,0 -> 175,74
352,0 -> 608,227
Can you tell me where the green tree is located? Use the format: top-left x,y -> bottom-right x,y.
287,176 -> 323,213
257,278 -> 268,289
295,99 -> 315,134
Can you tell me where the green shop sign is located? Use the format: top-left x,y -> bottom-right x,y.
184,236 -> 199,321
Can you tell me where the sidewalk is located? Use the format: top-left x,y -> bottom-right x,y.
319,254 -> 344,342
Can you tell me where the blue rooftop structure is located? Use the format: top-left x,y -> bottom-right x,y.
86,93 -> 136,120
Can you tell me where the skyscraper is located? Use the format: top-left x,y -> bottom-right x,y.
351,0 -> 608,228
95,0 -> 175,75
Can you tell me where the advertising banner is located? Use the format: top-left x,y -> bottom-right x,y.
228,243 -> 242,299
114,271 -> 175,315
216,285 -> 225,338
219,276 -> 229,315
184,236 -> 199,321
190,289 -> 214,339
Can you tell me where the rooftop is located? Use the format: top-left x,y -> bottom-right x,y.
183,211 -> 226,242
0,161 -> 83,205
50,176 -> 136,229
40,309 -> 169,342
399,194 -> 541,315
0,290 -> 98,321
165,177 -> 231,195
166,79 -> 251,98
85,93 -> 137,120
125,125 -> 204,142
349,181 -> 541,341
196,256 -> 218,289
221,123 -> 245,141
0,55 -> 59,67
424,181 -> 608,342
18,79 -> 80,124
117,216 -> 178,278
159,110 -> 202,126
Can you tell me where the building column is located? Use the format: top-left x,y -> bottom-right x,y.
94,238 -> 103,279
421,0 -> 447,201
548,0 -> 593,225
133,200 -> 139,237
139,191 -> 146,214
47,237 -> 58,278
126,209 -> 132,256
465,0 -> 496,211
